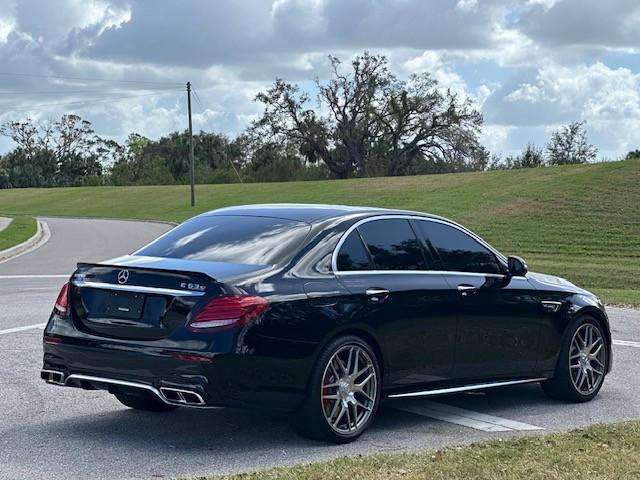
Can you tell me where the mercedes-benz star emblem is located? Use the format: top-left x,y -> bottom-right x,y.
117,269 -> 130,284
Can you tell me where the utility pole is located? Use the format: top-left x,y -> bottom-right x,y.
187,81 -> 195,207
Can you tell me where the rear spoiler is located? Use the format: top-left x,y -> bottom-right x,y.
75,255 -> 274,283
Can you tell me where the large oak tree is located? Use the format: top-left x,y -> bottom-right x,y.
252,52 -> 485,178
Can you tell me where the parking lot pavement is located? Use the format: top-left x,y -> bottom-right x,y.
0,217 -> 638,479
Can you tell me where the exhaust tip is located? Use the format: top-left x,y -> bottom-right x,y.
159,387 -> 205,406
41,369 -> 66,385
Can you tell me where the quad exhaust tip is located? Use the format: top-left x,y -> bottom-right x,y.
40,369 -> 206,407
41,369 -> 66,385
159,387 -> 206,406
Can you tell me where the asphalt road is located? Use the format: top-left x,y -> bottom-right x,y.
0,217 -> 638,480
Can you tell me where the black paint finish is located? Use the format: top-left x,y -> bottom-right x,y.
42,204 -> 612,410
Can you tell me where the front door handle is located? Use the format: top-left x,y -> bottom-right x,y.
457,284 -> 477,296
365,287 -> 390,303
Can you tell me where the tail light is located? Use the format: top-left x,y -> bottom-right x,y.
53,282 -> 70,317
188,295 -> 268,331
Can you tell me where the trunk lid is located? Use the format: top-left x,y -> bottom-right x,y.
69,257 -> 267,340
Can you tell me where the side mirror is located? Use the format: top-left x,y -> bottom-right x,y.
508,256 -> 528,277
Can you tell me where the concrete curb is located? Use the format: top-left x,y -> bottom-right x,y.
0,219 -> 51,264
34,214 -> 178,227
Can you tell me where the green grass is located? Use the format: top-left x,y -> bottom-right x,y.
0,159 -> 638,305
197,422 -> 640,480
0,216 -> 37,251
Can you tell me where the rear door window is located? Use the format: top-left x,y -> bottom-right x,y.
357,219 -> 427,271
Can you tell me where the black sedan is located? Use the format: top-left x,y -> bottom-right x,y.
42,204 -> 612,443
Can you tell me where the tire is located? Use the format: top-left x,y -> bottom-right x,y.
293,335 -> 382,443
541,315 -> 608,403
114,391 -> 178,412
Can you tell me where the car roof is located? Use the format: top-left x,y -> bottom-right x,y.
201,203 -> 436,223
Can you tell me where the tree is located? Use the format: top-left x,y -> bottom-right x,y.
625,149 -> 640,160
374,73 -> 483,176
546,121 -> 597,165
491,143 -> 545,170
0,115 -> 106,187
252,52 -> 484,178
518,143 -> 545,168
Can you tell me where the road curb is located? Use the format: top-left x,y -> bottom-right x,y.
0,219 -> 51,264
33,214 -> 178,226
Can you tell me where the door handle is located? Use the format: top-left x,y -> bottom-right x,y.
457,284 -> 477,296
365,287 -> 390,303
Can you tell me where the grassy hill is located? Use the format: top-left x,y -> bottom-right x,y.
1,159 -> 638,305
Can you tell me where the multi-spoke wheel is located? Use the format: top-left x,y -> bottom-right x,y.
321,344 -> 377,435
293,335 -> 381,443
542,316 -> 608,402
569,323 -> 606,395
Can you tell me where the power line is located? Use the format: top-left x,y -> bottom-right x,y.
0,86 -> 184,95
0,91 -> 182,114
192,88 -> 206,111
0,71 -> 183,87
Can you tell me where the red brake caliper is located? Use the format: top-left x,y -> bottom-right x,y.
322,374 -> 334,410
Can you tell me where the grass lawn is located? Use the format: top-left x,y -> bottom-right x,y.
200,421 -> 640,480
0,216 -> 37,251
0,159 -> 638,305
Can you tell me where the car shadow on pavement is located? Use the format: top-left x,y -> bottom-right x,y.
36,383 -> 558,449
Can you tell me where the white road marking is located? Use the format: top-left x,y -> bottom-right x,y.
0,323 -> 46,335
613,339 -> 640,348
0,275 -> 69,279
394,400 -> 544,432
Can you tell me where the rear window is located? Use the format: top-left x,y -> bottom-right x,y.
136,215 -> 310,265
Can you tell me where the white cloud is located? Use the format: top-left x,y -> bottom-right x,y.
404,51 -> 468,95
456,0 -> 478,12
0,17 -> 13,43
484,62 -> 640,156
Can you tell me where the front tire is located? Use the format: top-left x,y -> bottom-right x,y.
541,315 -> 608,402
114,391 -> 178,412
293,335 -> 381,443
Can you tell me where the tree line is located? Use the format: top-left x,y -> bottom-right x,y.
0,52 -> 631,189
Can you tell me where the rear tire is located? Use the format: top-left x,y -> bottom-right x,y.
293,335 -> 381,443
114,391 -> 178,412
541,315 -> 608,403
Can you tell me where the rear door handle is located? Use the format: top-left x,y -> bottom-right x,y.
457,284 -> 477,296
366,287 -> 390,303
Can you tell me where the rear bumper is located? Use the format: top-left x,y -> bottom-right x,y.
42,334 -> 314,411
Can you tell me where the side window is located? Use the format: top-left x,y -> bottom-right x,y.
418,221 -> 502,274
336,230 -> 373,271
357,219 -> 427,271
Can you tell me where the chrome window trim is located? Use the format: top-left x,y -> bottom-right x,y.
331,214 -> 508,275
71,279 -> 206,297
334,270 -> 506,278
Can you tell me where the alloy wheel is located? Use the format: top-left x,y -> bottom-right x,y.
569,323 -> 606,395
320,344 -> 378,435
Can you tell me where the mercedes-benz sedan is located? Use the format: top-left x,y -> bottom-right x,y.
42,204 -> 611,443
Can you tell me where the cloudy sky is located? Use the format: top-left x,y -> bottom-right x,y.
0,0 -> 639,159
